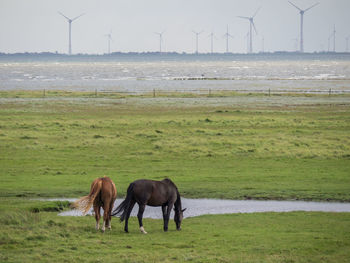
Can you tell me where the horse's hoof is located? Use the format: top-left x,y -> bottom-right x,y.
140,226 -> 148,234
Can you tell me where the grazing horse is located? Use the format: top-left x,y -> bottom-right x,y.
72,177 -> 117,232
112,179 -> 186,234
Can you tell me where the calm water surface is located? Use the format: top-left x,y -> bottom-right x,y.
53,198 -> 350,219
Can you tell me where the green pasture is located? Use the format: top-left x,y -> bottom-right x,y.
0,93 -> 349,200
1,92 -> 350,262
1,202 -> 350,263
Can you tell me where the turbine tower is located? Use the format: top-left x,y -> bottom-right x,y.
292,37 -> 299,51
192,30 -> 203,54
105,31 -> 113,54
261,36 -> 265,53
208,31 -> 217,54
328,25 -> 336,52
223,25 -> 234,53
237,7 -> 261,54
346,35 -> 350,53
155,31 -> 165,53
288,1 -> 319,53
58,12 -> 85,55
332,25 -> 336,52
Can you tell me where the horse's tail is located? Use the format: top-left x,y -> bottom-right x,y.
111,183 -> 134,221
71,178 -> 102,215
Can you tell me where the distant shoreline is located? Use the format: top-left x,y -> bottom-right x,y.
0,51 -> 350,62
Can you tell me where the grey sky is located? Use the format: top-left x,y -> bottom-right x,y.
0,0 -> 349,54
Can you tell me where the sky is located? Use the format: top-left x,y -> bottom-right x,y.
0,0 -> 349,54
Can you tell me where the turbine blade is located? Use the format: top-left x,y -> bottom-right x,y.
58,12 -> 70,21
288,1 -> 302,11
72,13 -> 85,21
304,2 -> 319,12
253,6 -> 261,18
252,21 -> 258,35
237,16 -> 250,20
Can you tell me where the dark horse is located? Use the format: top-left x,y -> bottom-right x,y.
72,177 -> 117,232
112,179 -> 186,234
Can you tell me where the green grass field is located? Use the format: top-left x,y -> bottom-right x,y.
1,92 -> 350,262
1,93 -> 349,200
1,207 -> 350,263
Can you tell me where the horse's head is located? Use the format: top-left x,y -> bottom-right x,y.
174,208 -> 186,230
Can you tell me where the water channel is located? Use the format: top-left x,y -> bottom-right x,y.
50,198 -> 350,219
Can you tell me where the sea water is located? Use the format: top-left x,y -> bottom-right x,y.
1,54 -> 349,94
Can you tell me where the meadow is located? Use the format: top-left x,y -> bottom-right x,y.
1,91 -> 350,262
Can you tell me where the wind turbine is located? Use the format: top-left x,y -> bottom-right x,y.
292,37 -> 299,51
58,12 -> 85,55
261,36 -> 265,53
288,1 -> 319,53
346,35 -> 350,52
208,31 -> 217,54
328,25 -> 336,52
155,31 -> 165,53
105,31 -> 113,55
223,25 -> 234,53
192,30 -> 203,54
237,7 -> 261,54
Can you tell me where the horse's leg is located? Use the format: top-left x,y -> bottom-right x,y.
162,205 -> 168,232
107,198 -> 115,230
102,202 -> 110,233
124,200 -> 135,233
137,204 -> 147,234
164,203 -> 174,232
93,203 -> 100,230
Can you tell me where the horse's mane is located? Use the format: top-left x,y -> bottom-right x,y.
175,189 -> 182,211
162,178 -> 175,186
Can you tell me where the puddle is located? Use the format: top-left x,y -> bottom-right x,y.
51,198 -> 350,219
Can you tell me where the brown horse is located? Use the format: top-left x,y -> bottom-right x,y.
72,177 -> 117,232
112,178 -> 185,234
